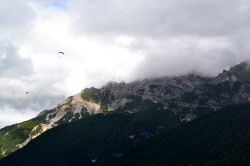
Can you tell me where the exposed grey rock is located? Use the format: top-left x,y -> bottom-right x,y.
36,62 -> 250,129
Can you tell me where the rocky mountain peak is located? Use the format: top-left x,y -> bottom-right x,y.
230,61 -> 250,72
24,61 -> 250,134
1,61 -> 250,159
214,61 -> 250,83
228,61 -> 250,82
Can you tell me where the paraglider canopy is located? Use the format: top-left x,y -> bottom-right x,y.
57,52 -> 64,58
58,52 -> 64,55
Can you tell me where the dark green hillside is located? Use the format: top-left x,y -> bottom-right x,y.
0,117 -> 44,158
0,108 -> 180,166
110,103 -> 250,166
2,102 -> 250,166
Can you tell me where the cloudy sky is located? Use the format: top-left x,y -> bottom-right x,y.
0,0 -> 250,128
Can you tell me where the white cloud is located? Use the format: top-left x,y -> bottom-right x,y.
1,0 -> 250,128
0,106 -> 38,127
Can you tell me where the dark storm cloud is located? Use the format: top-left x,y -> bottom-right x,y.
0,94 -> 64,113
0,1 -> 35,39
71,0 -> 250,37
0,43 -> 33,77
70,0 -> 250,77
0,42 -> 65,120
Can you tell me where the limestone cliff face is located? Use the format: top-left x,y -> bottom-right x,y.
1,61 -> 250,159
38,61 -> 250,128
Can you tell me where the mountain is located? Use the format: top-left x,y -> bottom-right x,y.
0,108 -> 180,166
1,61 -> 250,159
109,103 -> 250,166
0,92 -> 105,158
229,61 -> 250,82
1,103 -> 250,166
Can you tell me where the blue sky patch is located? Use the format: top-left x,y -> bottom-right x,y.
50,0 -> 68,9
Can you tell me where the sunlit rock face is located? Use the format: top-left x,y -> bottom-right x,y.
1,61 -> 250,159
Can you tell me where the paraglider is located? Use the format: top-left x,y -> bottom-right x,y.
90,158 -> 97,165
57,52 -> 64,58
58,51 -> 64,55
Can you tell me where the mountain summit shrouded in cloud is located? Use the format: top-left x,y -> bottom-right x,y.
1,61 -> 250,162
0,0 -> 250,128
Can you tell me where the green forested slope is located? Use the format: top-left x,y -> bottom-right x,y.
111,103 -> 250,166
0,108 -> 180,166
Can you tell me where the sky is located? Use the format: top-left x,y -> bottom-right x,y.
0,0 -> 250,128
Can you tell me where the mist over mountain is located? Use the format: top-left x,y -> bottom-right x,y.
1,0 -> 250,165
1,61 -> 250,163
1,0 -> 250,128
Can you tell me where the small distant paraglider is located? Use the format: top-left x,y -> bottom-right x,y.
57,51 -> 64,58
58,51 -> 64,55
90,158 -> 97,165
